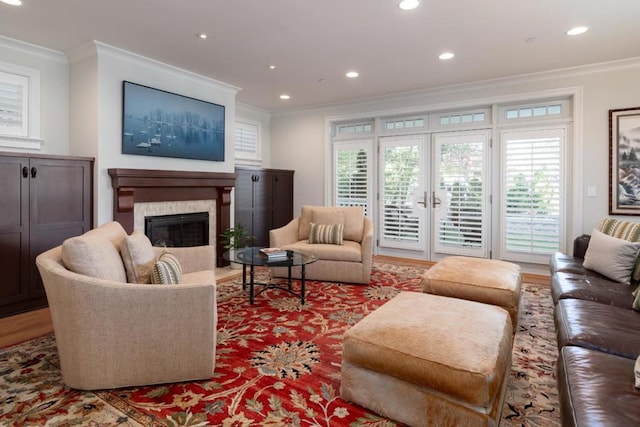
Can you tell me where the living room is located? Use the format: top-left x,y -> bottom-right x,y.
2,0 -> 640,425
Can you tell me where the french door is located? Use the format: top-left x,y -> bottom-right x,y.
432,131 -> 490,258
378,136 -> 427,253
378,131 -> 490,259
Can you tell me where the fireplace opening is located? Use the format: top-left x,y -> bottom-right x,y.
145,212 -> 209,247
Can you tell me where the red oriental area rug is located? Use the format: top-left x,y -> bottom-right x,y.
0,261 -> 559,426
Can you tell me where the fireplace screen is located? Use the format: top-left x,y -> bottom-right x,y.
145,212 -> 209,247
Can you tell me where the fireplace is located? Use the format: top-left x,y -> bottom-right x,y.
108,168 -> 236,267
145,212 -> 209,247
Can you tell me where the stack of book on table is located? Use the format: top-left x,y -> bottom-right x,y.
260,247 -> 288,261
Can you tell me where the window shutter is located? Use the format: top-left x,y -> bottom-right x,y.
502,128 -> 564,263
379,137 -> 423,250
234,121 -> 258,154
0,72 -> 28,137
334,142 -> 371,214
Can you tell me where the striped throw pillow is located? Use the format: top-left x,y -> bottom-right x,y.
309,223 -> 344,245
151,251 -> 182,285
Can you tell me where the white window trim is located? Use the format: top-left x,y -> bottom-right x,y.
234,118 -> 261,166
0,61 -> 42,150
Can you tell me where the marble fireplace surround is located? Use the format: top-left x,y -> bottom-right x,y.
108,168 -> 235,267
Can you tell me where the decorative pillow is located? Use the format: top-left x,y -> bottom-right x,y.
151,251 -> 183,285
633,287 -> 640,312
583,229 -> 640,284
120,230 -> 155,283
62,235 -> 127,282
308,223 -> 344,245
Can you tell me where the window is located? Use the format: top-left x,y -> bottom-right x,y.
0,63 -> 41,149
501,127 -> 565,264
234,120 -> 260,164
433,110 -> 489,128
334,141 -> 372,214
383,117 -> 426,131
336,122 -> 373,137
500,101 -> 569,123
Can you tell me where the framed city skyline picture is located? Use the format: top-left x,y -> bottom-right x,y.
122,81 -> 225,161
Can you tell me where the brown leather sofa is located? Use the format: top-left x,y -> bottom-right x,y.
551,225 -> 640,426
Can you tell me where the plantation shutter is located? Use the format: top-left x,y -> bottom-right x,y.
234,121 -> 259,160
0,71 -> 28,137
501,127 -> 565,263
433,131 -> 489,258
333,140 -> 372,214
379,136 -> 424,250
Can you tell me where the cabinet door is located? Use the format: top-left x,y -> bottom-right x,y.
29,158 -> 92,297
252,170 -> 273,246
234,168 -> 256,238
0,156 -> 29,309
272,171 -> 294,229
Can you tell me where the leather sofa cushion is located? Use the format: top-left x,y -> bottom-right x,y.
555,298 -> 640,359
557,346 -> 640,427
550,252 -> 599,276
551,272 -> 634,308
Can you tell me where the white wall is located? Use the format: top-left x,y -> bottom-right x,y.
0,36 -> 69,154
69,42 -> 239,226
271,59 -> 640,237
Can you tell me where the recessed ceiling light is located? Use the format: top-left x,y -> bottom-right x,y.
1,0 -> 22,5
438,52 -> 455,60
196,33 -> 208,40
268,65 -> 277,70
280,94 -> 290,100
346,71 -> 359,78
566,26 -> 588,36
398,0 -> 419,11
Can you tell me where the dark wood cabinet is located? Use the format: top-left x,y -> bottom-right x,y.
0,153 -> 93,318
235,167 -> 294,247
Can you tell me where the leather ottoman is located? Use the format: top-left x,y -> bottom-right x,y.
341,292 -> 513,427
421,256 -> 522,328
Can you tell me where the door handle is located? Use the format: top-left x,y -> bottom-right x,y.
416,191 -> 428,207
432,191 -> 441,208
22,166 -> 28,178
31,166 -> 37,178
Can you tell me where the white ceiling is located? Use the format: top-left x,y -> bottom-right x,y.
1,0 -> 640,111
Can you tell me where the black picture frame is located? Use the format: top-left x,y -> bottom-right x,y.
122,81 -> 225,161
609,107 -> 640,215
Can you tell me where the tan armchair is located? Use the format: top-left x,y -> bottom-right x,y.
270,205 -> 373,284
35,222 -> 217,390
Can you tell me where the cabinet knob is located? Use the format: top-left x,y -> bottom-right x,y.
31,166 -> 37,178
22,166 -> 28,178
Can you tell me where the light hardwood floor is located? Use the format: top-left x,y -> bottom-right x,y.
0,256 -> 549,348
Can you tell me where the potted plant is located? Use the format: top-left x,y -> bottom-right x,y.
220,224 -> 255,268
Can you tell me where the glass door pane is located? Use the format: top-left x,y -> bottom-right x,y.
432,131 -> 490,258
378,136 -> 426,251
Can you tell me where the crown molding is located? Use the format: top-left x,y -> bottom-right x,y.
272,56 -> 640,117
0,35 -> 67,63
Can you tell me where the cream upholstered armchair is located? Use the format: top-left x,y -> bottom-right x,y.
270,205 -> 373,284
35,221 -> 217,390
